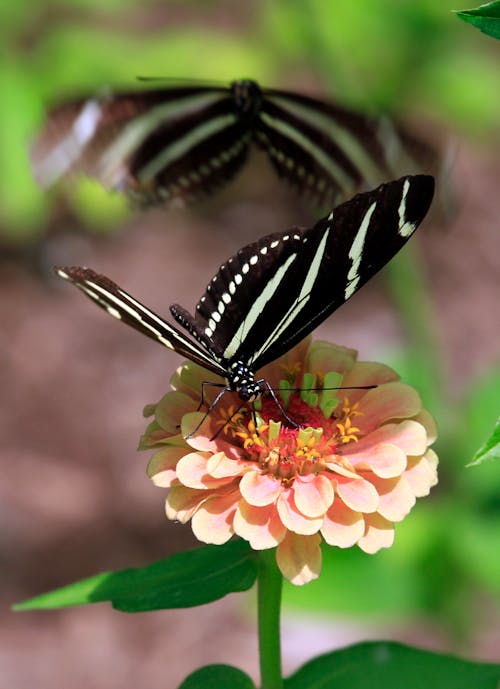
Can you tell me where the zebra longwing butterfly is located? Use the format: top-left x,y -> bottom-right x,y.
33,79 -> 434,208
56,175 -> 434,406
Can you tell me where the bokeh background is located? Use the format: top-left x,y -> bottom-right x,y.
1,1 -> 499,687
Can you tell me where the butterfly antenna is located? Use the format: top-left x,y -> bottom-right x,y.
268,384 -> 377,393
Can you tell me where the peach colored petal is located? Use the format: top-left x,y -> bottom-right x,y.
342,419 -> 428,457
276,532 -> 322,585
358,513 -> 395,553
341,361 -> 400,404
306,340 -> 357,377
170,362 -> 224,401
336,476 -> 379,512
404,451 -> 438,497
176,452 -> 234,489
356,382 -> 422,433
165,486 -> 208,522
411,409 -> 438,444
345,443 -> 407,478
206,451 -> 248,478
138,420 -> 180,449
155,392 -> 195,433
233,501 -> 286,549
293,475 -> 334,518
191,492 -> 239,544
323,460 -> 360,479
321,501 -> 365,547
276,490 -> 323,534
369,475 -> 416,522
147,447 -> 187,487
240,471 -> 283,506
181,412 -> 218,451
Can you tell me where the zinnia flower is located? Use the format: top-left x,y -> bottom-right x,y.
140,338 -> 438,585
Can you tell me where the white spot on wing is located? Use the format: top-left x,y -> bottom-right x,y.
398,178 -> 416,237
344,201 -> 377,299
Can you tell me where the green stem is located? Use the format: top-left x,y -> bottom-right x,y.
257,549 -> 283,689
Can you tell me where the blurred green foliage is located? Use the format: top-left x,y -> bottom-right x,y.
2,0 -> 500,240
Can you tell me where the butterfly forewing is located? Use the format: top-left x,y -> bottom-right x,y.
55,266 -> 227,377
248,174 -> 435,369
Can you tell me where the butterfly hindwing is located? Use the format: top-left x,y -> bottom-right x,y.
171,229 -> 304,361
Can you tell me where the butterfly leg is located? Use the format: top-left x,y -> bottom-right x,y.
261,379 -> 299,428
197,381 -> 226,411
184,386 -> 230,439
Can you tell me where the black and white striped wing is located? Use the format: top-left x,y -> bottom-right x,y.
179,175 -> 434,371
255,88 -> 433,208
55,266 -> 227,377
32,86 -> 252,207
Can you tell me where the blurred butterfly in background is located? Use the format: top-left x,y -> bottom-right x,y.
55,174 -> 434,422
32,79 -> 436,209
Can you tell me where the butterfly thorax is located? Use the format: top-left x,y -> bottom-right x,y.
230,80 -> 262,120
226,360 -> 265,402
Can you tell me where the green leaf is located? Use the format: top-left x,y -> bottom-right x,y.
14,540 -> 257,613
456,2 -> 500,40
178,664 -> 256,689
468,416 -> 500,466
285,641 -> 500,689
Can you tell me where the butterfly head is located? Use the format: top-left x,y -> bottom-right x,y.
227,361 -> 265,402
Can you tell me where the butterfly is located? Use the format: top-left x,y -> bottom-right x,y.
56,175 -> 434,417
32,79 -> 434,209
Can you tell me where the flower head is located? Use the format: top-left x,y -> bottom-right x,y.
140,338 -> 438,585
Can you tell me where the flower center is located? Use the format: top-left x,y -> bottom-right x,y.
219,391 -> 363,484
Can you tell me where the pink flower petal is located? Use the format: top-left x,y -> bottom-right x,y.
356,382 -> 422,433
276,490 -> 323,534
342,419 -> 428,457
306,340 -> 357,377
240,471 -> 283,506
369,475 -> 416,521
336,476 -> 379,512
147,447 -> 187,487
191,492 -> 239,544
165,486 -> 208,522
293,475 -> 334,518
404,451 -> 439,496
344,443 -> 407,478
233,501 -> 286,549
176,452 -> 234,489
155,392 -> 195,433
358,513 -> 395,553
276,532 -> 322,585
321,501 -> 365,547
206,451 -> 247,478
